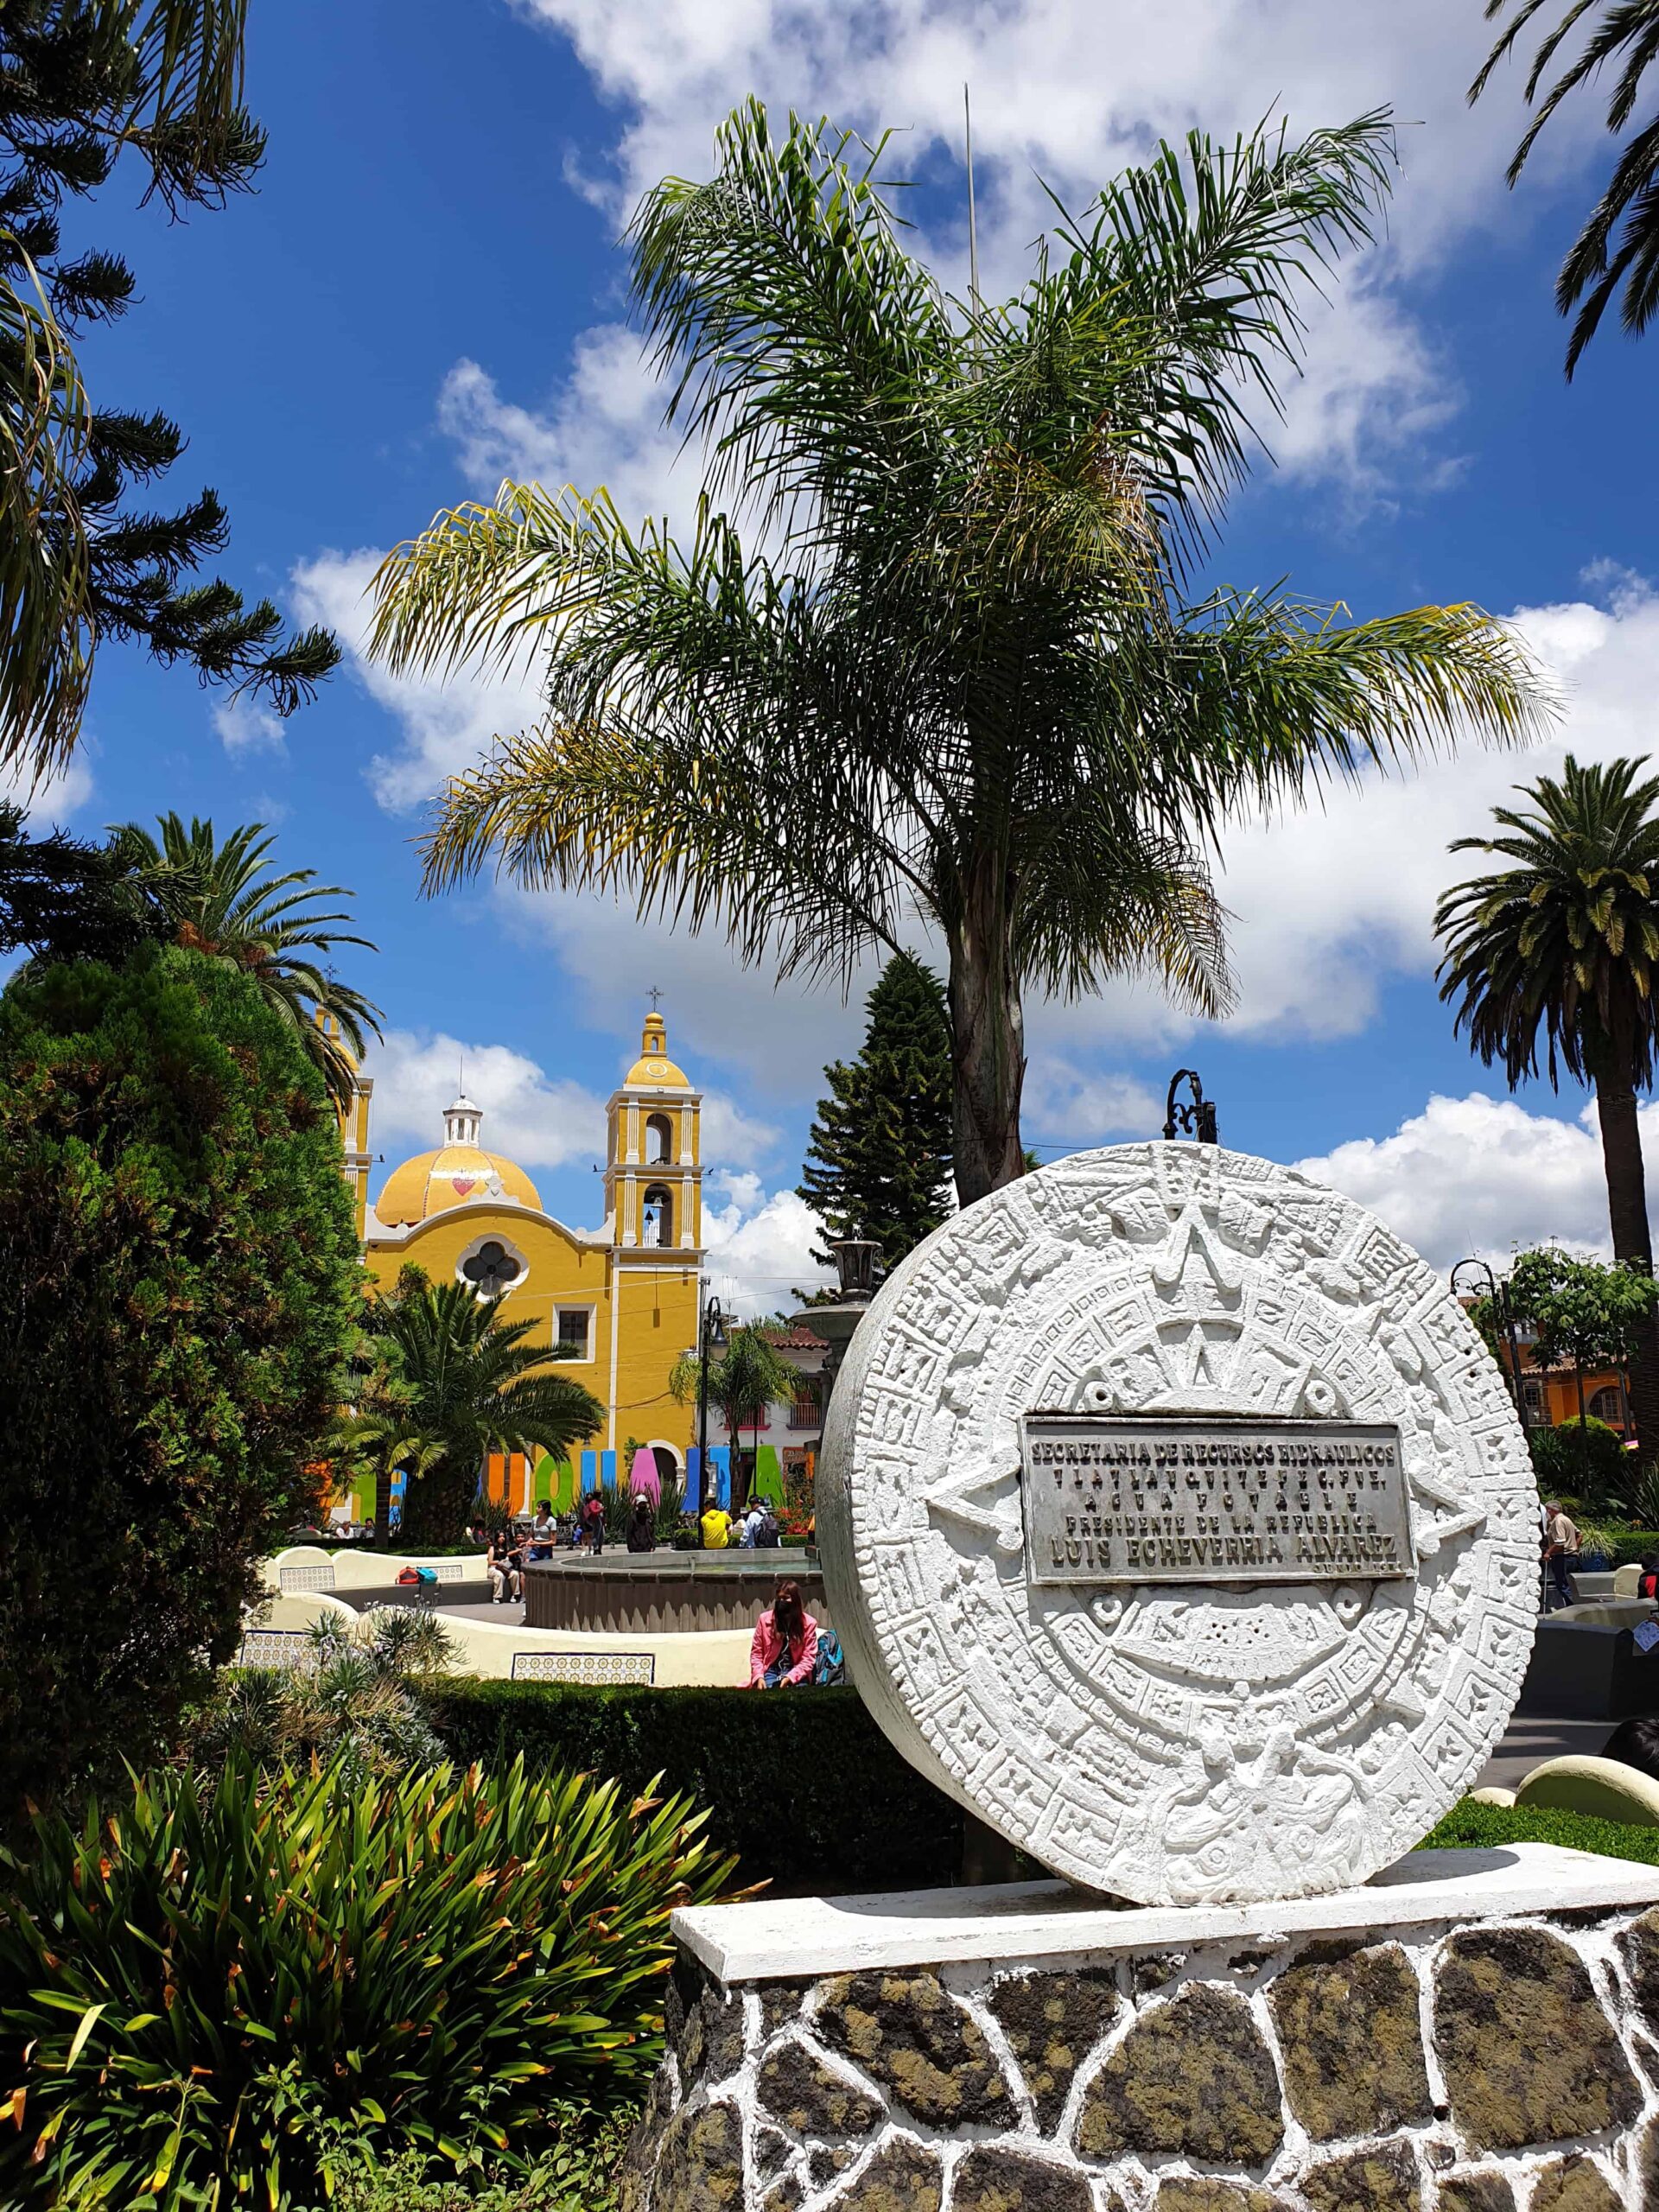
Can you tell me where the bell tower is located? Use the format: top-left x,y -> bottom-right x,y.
605,1007 -> 703,1253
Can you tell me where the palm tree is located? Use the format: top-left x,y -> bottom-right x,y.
369,102 -> 1547,1209
111,812 -> 382,1109
374,1279 -> 605,1544
1471,2 -> 1659,377
1435,754 -> 1659,1454
328,1410 -> 445,1554
671,1324 -> 801,1506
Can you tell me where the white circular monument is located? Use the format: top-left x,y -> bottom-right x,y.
817,1142 -> 1539,1906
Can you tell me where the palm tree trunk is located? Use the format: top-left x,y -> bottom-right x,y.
949,867 -> 1027,1208
373,1460 -> 391,1551
1594,1073 -> 1659,1461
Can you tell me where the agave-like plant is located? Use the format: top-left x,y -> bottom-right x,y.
0,1753 -> 739,2204
111,810 -> 382,1109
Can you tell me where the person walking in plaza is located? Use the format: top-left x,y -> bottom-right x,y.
747,1578 -> 819,1688
626,1492 -> 656,1553
1543,1500 -> 1581,1611
580,1488 -> 607,1556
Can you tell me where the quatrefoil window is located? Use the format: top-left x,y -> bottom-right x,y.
458,1237 -> 525,1299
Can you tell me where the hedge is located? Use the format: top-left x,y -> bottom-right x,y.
1421,1795 -> 1659,1865
417,1680 -> 962,1895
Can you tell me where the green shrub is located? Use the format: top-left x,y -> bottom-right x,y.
1422,1795 -> 1659,1864
0,1755 -> 734,2208
1529,1415 -> 1627,1499
294,2105 -> 635,2211
0,946 -> 361,1826
194,1610 -> 457,1782
420,1680 -> 962,1894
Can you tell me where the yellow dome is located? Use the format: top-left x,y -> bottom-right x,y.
374,1093 -> 542,1225
625,1010 -> 690,1090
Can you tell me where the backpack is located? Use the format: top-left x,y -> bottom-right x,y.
395,1567 -> 421,1586
758,1509 -> 779,1547
814,1629 -> 847,1688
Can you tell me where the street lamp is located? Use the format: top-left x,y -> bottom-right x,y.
1451,1256 -> 1531,1433
696,1290 -> 728,1546
1163,1068 -> 1219,1144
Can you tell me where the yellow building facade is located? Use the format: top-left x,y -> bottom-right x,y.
359,1011 -> 706,1506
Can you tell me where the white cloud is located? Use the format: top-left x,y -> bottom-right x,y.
290,547 -> 544,815
437,330 -> 688,515
365,1028 -> 605,1175
212,695 -> 286,758
1294,1090 -> 1656,1272
702,1179 -> 831,1316
1027,569 -> 1659,1056
1025,1057 -> 1164,1147
0,751 -> 93,826
505,0 -> 1603,499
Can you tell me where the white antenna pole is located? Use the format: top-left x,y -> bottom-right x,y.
963,82 -> 982,325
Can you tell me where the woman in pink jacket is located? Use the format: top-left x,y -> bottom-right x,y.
748,1578 -> 818,1688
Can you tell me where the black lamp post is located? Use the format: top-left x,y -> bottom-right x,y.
696,1290 -> 728,1546
1451,1256 -> 1531,1433
1163,1068 -> 1219,1144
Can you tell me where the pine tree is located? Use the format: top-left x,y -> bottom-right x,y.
0,3 -> 339,773
798,952 -> 953,1273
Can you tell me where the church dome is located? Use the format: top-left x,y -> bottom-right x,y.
625,1010 -> 690,1090
374,1093 -> 543,1226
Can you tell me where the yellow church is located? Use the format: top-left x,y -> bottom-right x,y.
353,1009 -> 706,1512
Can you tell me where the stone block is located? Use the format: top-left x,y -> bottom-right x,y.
951,2145 -> 1094,2212
1154,2183 -> 1294,2212
815,1972 -> 1015,2128
986,1969 -> 1120,2133
673,1968 -> 745,2088
1268,1941 -> 1432,2139
1301,2140 -> 1420,2212
1619,1908 -> 1659,2028
1073,1982 -> 1283,2164
650,2100 -> 745,2212
1434,1926 -> 1641,2150
1433,2177 -> 1515,2212
757,2039 -> 886,2139
832,2135 -> 944,2211
1529,2156 -> 1624,2212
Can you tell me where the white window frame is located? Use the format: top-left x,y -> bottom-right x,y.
554,1302 -> 597,1363
454,1230 -> 529,1300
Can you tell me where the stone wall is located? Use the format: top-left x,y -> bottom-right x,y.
622,1904 -> 1659,2211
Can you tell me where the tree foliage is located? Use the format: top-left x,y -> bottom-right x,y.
365,1278 -> 605,1546
0,2 -> 339,773
798,950 -> 952,1272
1505,1245 -> 1659,1375
0,795 -> 157,964
1472,0 -> 1659,376
1436,756 -> 1659,1454
371,99 -> 1548,1207
111,810 -> 384,1109
0,944 -> 361,1823
670,1324 -> 801,1446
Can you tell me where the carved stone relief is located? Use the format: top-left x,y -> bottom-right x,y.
817,1142 -> 1537,1904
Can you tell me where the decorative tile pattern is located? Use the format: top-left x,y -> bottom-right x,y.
233,1629 -> 315,1671
276,1563 -> 336,1592
509,1649 -> 656,1683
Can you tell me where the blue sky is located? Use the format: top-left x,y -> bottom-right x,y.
28,0 -> 1659,1306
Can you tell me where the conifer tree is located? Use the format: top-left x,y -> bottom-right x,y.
0,3 -> 339,772
798,952 -> 953,1273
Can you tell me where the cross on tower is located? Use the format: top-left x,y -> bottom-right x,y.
648,985 -> 664,1011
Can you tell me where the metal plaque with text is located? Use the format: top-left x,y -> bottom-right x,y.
1022,1413 -> 1415,1586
